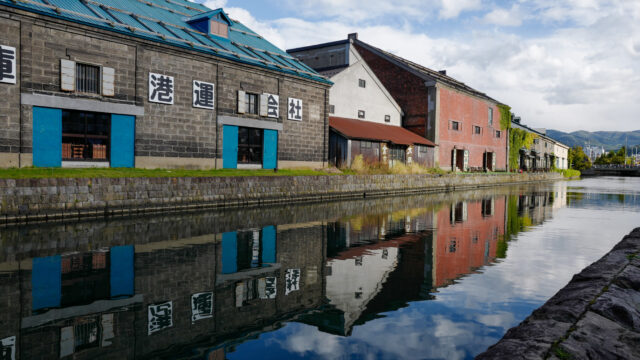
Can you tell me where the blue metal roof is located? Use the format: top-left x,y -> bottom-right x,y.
0,0 -> 331,85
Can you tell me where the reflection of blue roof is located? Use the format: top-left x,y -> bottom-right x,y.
0,0 -> 330,84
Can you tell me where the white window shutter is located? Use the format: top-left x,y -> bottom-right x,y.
492,152 -> 496,171
237,90 -> 246,114
60,59 -> 75,91
259,94 -> 268,117
102,67 -> 115,96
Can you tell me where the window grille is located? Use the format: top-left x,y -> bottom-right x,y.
76,63 -> 100,94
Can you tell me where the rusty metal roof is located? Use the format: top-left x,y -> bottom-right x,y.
330,117 -> 436,147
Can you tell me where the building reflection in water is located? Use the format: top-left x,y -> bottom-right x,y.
0,184 -> 566,359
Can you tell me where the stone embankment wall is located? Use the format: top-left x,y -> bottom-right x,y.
0,172 -> 562,224
477,228 -> 640,360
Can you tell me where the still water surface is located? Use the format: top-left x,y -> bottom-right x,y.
0,177 -> 638,359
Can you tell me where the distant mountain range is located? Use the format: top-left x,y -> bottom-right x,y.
545,130 -> 640,151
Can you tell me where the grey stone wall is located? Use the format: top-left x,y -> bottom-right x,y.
0,172 -> 563,224
0,14 -> 21,156
0,6 -> 330,168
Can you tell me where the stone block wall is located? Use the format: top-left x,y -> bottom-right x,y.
0,172 -> 563,224
0,14 -> 21,165
0,6 -> 330,169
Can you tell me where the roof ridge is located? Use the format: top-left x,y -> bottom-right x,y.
354,39 -> 499,104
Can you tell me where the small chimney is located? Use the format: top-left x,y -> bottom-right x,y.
348,33 -> 358,41
439,70 -> 447,75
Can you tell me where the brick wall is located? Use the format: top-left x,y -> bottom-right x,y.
438,85 -> 508,170
354,43 -> 432,139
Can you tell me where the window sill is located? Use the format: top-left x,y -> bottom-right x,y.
62,161 -> 110,168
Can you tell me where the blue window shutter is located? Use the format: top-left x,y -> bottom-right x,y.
110,246 -> 134,298
223,125 -> 238,169
110,115 -> 135,168
32,107 -> 62,167
32,255 -> 61,311
263,129 -> 278,170
221,231 -> 238,274
261,226 -> 276,264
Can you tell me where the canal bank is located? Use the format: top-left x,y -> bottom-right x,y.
0,172 -> 562,225
477,227 -> 640,360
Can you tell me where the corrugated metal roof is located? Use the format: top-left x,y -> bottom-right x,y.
0,0 -> 331,85
330,117 -> 436,147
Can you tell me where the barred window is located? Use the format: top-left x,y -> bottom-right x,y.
358,79 -> 366,88
245,93 -> 259,114
76,63 -> 100,94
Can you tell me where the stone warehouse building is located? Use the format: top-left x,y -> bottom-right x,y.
288,35 -> 436,169
346,34 -> 509,172
0,0 -> 331,170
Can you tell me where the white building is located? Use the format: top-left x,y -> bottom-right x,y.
553,141 -> 570,170
288,34 -> 435,168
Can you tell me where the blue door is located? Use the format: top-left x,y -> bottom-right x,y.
33,107 -> 62,167
221,231 -> 238,274
110,246 -> 134,298
223,125 -> 238,169
111,114 -> 135,168
263,129 -> 278,170
32,255 -> 61,311
261,226 -> 276,264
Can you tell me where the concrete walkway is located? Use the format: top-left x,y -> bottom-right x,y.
477,228 -> 640,360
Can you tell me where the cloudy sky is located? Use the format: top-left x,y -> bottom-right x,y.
196,0 -> 640,132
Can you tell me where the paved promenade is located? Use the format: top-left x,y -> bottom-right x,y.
477,228 -> 640,359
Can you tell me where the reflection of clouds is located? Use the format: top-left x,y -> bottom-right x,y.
283,325 -> 344,358
231,180 -> 640,360
476,312 -> 515,330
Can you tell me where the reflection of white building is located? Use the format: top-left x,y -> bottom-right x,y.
552,181 -> 568,209
325,246 -> 399,333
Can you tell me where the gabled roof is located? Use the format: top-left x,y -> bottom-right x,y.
330,117 -> 436,147
354,39 -> 501,104
186,8 -> 232,25
0,0 -> 330,85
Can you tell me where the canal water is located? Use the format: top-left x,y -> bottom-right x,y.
0,177 -> 638,360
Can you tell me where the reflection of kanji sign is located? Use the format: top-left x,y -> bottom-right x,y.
149,72 -> 174,104
0,45 -> 16,85
193,80 -> 214,109
285,268 -> 300,295
287,98 -> 302,121
191,292 -> 213,322
1,336 -> 15,360
148,301 -> 173,334
259,277 -> 277,299
267,94 -> 279,118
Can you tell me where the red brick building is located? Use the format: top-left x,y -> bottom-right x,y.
352,35 -> 508,171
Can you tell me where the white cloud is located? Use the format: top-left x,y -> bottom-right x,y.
196,0 -> 640,131
198,0 -> 227,9
439,0 -> 482,19
482,5 -> 524,27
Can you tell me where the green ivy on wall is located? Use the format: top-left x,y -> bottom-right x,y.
497,104 -> 512,130
509,128 -> 537,170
